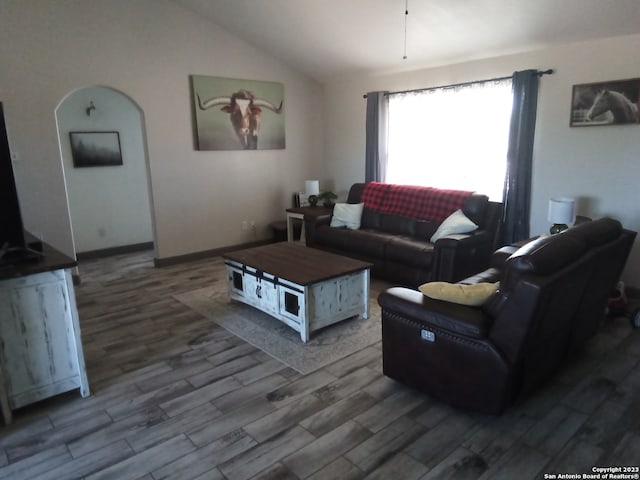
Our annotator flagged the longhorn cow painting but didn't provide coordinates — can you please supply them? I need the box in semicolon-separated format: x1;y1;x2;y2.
191;75;285;150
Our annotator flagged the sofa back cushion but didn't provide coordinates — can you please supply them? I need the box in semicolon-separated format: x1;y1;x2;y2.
361;209;418;236
379;213;417;236
462;194;490;226
358;182;474;223
360;206;382;229
357;181;390;208
347;183;367;204
415;219;440;240
501;234;587;289
566;217;622;246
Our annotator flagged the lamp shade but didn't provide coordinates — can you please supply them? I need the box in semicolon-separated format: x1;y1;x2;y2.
548;197;575;225
304;180;320;195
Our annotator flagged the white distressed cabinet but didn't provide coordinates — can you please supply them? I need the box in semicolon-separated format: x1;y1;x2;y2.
225;259;369;343
0;248;89;425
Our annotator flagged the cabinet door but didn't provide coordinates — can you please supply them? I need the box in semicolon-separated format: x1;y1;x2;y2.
242;273;260;308
226;263;246;299
241;273;278;317
0;270;80;407
255;275;278;317
278;285;304;327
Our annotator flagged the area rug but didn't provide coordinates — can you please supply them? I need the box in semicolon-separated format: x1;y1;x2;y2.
173;283;383;374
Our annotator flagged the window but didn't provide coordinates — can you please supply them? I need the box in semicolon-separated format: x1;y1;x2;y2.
386;79;512;201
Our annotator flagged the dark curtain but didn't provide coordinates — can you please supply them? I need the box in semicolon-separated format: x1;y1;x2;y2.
365;91;389;182
501;70;540;244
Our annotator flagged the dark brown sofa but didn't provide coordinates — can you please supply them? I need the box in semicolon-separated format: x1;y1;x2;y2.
308;182;502;287
378;218;636;414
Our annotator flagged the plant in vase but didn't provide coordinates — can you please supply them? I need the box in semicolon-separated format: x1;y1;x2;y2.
317;191;338;208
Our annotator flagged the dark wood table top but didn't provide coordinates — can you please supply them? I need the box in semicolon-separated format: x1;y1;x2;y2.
0;242;77;281
224;243;372;286
285;206;333;218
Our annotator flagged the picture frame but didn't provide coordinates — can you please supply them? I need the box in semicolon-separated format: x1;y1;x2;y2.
190;75;285;151
69;131;123;167
570;78;640;127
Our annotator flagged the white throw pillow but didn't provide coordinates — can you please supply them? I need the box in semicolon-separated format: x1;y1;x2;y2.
330;203;365;230
430;209;478;242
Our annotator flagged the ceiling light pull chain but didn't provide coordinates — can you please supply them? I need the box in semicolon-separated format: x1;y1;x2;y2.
403;0;408;60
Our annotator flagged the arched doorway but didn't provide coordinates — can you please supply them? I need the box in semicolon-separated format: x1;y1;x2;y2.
56;86;156;260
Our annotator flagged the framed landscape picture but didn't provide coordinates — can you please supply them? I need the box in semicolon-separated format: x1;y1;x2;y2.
69;131;123;167
190;75;285;151
570;78;640;127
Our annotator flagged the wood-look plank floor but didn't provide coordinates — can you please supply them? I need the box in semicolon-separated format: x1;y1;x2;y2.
1;249;639;479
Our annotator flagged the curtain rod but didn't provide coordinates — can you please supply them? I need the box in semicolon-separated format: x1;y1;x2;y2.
362;69;554;98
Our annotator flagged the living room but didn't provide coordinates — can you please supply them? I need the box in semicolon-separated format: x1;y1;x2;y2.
1;1;640;478
1;1;638;285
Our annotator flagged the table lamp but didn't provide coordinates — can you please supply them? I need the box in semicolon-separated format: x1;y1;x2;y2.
548;197;575;234
305;180;320;207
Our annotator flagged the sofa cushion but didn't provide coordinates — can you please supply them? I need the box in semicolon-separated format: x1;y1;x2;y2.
360;181;392;210
360;182;472;222
346;183;367;204
330;202;364;230
462;194;489;225
415;219;440;240
566;217;622;247
501;233;588;291
430;209;478;242
314;226;390;258
418;281;499;306
360;207;382;229
379;213;417;236
507;234;587;275
379;287;493;339
383;184;473;222
385;236;434;268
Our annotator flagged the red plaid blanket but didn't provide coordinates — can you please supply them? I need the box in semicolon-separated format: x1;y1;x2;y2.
361;182;472;222
360;182;391;210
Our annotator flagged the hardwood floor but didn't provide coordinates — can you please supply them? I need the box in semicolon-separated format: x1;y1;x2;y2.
1;249;639;479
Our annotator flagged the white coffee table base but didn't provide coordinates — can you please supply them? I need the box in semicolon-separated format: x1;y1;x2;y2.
225;260;370;343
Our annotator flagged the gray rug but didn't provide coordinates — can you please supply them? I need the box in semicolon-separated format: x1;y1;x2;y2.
173;284;383;374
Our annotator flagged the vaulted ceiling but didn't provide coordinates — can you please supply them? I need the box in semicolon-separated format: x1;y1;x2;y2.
173;0;640;83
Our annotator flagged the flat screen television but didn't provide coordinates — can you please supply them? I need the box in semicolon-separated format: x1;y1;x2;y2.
0;102;28;263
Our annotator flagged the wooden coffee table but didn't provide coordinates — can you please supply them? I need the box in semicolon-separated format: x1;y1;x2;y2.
224;243;372;342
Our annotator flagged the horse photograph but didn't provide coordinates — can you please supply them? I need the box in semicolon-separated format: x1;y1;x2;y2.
570;78;640;127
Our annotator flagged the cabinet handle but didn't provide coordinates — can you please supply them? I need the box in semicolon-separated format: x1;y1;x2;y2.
256;285;262;298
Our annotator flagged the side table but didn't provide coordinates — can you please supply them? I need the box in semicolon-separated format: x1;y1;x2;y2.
285;206;333;244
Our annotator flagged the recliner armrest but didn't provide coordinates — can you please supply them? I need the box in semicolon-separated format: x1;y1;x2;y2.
378;287;493;339
314;216;331;227
431;230;495;282
434;229;492;248
491;245;518;269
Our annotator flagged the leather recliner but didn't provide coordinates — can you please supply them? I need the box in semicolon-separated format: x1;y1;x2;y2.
378;218;636;414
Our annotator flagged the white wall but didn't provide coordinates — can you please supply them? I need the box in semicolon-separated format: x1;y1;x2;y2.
322;34;640;286
57;86;153;253
0;0;323;260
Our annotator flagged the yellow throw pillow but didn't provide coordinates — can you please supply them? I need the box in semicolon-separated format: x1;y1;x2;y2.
418;281;499;306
